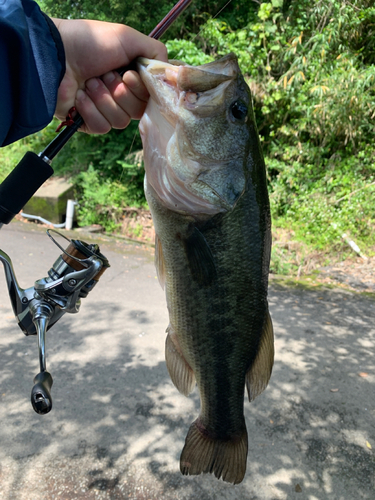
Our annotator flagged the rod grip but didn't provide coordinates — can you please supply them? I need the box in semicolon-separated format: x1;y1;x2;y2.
0;152;53;224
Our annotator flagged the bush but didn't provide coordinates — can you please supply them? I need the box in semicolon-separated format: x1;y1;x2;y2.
74;154;146;232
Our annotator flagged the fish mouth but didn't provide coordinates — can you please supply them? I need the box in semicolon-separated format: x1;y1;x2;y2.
136;54;239;114
137;55;236;93
137;55;240;134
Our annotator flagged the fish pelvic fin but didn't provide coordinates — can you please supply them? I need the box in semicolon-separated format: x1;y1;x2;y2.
155;234;166;289
180;418;248;485
246;310;274;402
165;327;195;396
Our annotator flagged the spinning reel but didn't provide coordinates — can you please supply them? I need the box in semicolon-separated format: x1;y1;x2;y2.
0;230;109;414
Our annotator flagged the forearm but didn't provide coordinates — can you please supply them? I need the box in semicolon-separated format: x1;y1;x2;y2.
0;0;65;146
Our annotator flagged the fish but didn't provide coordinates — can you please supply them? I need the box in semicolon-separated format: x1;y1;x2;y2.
137;53;274;485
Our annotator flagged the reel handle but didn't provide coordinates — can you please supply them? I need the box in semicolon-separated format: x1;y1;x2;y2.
31;371;53;415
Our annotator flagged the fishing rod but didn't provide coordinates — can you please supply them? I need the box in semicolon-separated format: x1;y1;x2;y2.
0;0;193;228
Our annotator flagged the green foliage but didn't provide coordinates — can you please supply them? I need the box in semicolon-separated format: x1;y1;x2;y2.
38;1;253;40
39;0;176;35
74;158;146;232
186;0;375;256
52;124;143;179
166;39;213;65
1;0;374;267
270;244;299;276
0;120;59;182
270;156;375;251
74;167;126;232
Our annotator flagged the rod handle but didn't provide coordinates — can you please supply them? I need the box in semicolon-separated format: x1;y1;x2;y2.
0;152;53;224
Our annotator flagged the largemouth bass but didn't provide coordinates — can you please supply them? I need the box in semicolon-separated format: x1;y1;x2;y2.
137;54;274;484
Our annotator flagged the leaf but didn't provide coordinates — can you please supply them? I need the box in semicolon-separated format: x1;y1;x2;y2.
358;372;368;377
366;441;372;449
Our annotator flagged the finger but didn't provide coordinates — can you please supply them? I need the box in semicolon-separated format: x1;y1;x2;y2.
101;71;149;121
54;66;79;121
75;89;112;134
122;71;149;102
115;25;168;64
102;70;148;103
85;77;131;129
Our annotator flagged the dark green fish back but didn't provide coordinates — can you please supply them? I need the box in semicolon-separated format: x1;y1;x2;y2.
146;144;273;483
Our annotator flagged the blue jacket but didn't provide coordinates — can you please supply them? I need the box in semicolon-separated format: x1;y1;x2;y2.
0;0;65;146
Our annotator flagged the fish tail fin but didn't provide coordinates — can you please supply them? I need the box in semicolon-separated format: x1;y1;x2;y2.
180;419;248;484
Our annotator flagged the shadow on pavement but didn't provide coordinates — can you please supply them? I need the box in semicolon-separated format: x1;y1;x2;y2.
0;225;374;499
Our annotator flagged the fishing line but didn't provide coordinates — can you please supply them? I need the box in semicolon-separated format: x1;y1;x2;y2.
212;0;234;21
192;0;234;41
119;128;139;184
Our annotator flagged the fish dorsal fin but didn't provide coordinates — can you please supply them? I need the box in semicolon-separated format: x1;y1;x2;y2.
165;326;195;396
183;227;217;287
154;234;166;289
246;310;274;402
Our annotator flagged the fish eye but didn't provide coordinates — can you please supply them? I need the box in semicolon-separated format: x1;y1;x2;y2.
230;101;248;122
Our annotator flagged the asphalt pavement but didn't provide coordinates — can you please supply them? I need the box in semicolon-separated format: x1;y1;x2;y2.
0;221;374;500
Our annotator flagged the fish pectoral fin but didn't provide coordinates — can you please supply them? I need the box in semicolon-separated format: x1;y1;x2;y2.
180;418;248;485
246;310;274;402
155;234;166;289
165;327;195;396
183;227;217;286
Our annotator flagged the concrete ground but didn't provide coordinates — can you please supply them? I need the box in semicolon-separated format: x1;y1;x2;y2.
0;221;374;500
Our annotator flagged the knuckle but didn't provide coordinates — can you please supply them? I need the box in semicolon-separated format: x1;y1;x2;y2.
88;119;111;135
100;123;112;134
113;115;131;130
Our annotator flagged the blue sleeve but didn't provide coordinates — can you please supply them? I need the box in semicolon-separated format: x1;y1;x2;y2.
0;0;65;147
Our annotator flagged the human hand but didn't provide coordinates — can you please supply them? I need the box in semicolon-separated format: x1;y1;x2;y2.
52;19;168;134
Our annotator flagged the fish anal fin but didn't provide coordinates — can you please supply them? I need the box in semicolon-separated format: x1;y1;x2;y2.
183;227;217;286
246;310;274;402
180;418;248;485
155;234;166;289
165;327;195;396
